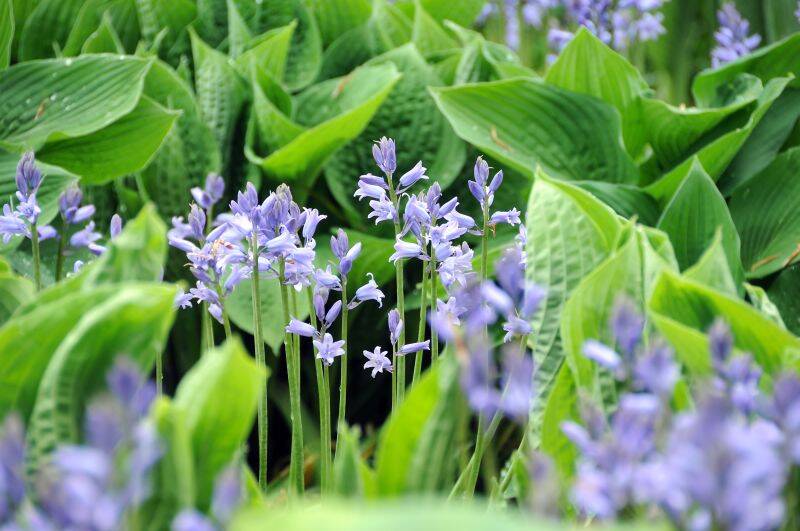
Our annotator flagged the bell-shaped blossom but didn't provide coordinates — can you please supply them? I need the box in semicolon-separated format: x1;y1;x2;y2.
363;347;392;378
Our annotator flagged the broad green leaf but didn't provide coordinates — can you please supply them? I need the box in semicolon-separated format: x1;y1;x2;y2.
649;270;800;375
174;338;265;508
36;96;178;184
190;29;247;166
375;364;441;496
140;60;221;219
431;78;639;183
656;158;742;283
226;0;252;58
81;13;126;54
718;87;800;195
61;0;139;57
226;277;309;352
545;28;649;156
0;0;12;69
744;283;787;329
195;0;228;46
693;33;800;107
684;229;738;297
17;0;83;60
248;63;400;198
575;181;660;226
412;1;457;57
0;259;33;325
311;0;371;47
25;283;176;477
525;174;621;444
333;423;365;498
539;364;579;479
646;77;791;204
234;22;295;82
730;147;800;278
318;24;375;81
0;54;152;147
325;45;466;226
247;68;304;155
134;0;195;55
768;264;800;336
419;0;485;27
642;75;761;172
367;0;412;53
284;0;323;91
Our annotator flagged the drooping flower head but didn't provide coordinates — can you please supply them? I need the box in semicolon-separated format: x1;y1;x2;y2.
711;2;761;67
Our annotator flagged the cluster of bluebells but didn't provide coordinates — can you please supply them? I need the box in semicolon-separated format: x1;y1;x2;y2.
433;247;545;421
172;465;243;531
478;1;667;56
0;358;163;530
0;152;55;244
711;3;761;67
562;302;800;531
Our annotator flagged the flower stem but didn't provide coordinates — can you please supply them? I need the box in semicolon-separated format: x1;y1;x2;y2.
307;288;331;495
155;347;163;396
450;411;502;499
386;172;406;406
222;312;232;338
430;260;439;363
250;236;268;492
55;219;66;282
201;304;214;352
279;260;304;497
481;206;489;281
338;279;348;427
412;261;429;386
30;222;41;290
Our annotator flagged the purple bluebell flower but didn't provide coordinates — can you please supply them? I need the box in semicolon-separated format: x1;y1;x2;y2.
314;266;342;291
498;348;534;420
313;333;346;366
301;208;325;241
505;0;521;50
708;318;733;368
390;239;427;262
389;308;403;346
330;229;350;259
372;137;397;175
767;373;800;464
191;173;225;211
611;298;644;356
633;343;678;397
437;243;473;288
172;510;217;531
711;3;761;67
286;318;316;337
58;185;95;225
348;273;385;308
0;205;30;243
70;221;103;254
397;161;428;189
0;414;25;521
210;464;242;523
502;315;532;342
582;339;622;371
398;341;430;356
363;347;392;377
489;208;521;226
15;152;42;199
110;214;123;239
174;289;193;309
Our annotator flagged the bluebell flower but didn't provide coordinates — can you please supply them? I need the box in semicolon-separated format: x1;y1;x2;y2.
398;341;430;356
58;185;95;225
15;152;42;198
286;318;317;338
711;3;761;67
348;273;385;309
110;214;123;239
388;308;403;347
489;208;521;227
314;266;342;291
611;298;644;356
372;137;396;175
191;173;225;211
363;347;392;377
313;333;346;366
70;221;104;255
397;161;428;189
390;239;427;262
0;153;56;245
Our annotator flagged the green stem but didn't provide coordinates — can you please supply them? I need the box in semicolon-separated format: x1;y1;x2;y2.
481;206;489;281
338;279;348;427
412;261;429;386
30;222;41;291
450;411;503;499
279;261;304;497
307;288;331;496
55;218;66;282
430;260;439;363
201;305;214;352
155;348;163;396
386;172;406;406
250;236;268;492
391;345;397;413
222;312;232;338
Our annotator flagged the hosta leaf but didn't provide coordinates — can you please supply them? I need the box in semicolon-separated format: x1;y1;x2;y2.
431;78;639;183
367;0;412;53
134;0;195;55
768;264;800;336
247;67;304;154
575;181;660;226
318;23;375;80
730;146;800;278
0;54;152;147
24;283;175;478
226;0;252;58
412;2;457;57
545;28;649;156
419;0;485;27
525;174;621;444
0;0;11;69
646;77;791;204
684;229;738;297
174;338;265;508
81;13;126;54
744;283;787;329
283;0;322;91
311;0;371;47
61;0;137;56
718;87;800;195
656;158;742;283
649;270;800;375
0;258;33;325
37;96;178;184
333;423;365;498
248;63;400;199
190;29;247;166
540;363;580;478
196;0;228;46
17;0;83;60
141;60;221;219
693;33;800;107
234;22;295;82
325;44;466;226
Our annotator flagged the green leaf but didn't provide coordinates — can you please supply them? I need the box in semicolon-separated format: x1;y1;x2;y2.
17;0;83;60
36;95;178;184
226;0;252;59
684;229;738;297
226;277;309;352
730;146;800;278
744;282;787;329
545;28;649;156
311;0;371;47
25;283;176;477
648;270;800;375
431;78;639;183
248;62;400;198
174;338;265;508
525;174;621;444
539;364;579;479
718;87;800;195
367;0;412;53
575;181;660;226
0;0;12;70
283;0;322;91
234;22;295;82
0;54;152;147
140;60;221;219
318;24;375;81
656;158;742;283
333;423;365;498
693;33;800;107
646;77;791;204
419;0;485;27
412;1;457;57
768;264;800;336
325;44;466;226
81;13;126;54
0;258;33;325
134;0;196;54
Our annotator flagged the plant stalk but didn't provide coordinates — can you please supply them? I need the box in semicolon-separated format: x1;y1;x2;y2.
386;172;406;406
250;235;268;492
307;288;331;495
338;279;348;426
55;218;66;282
412;261;429;386
30;222;41;291
430;259;439;363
